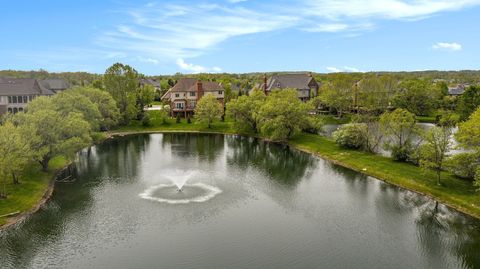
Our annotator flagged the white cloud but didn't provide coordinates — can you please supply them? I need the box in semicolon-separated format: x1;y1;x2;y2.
137;57;159;64
176;58;222;73
326;67;342;73
326;66;364;73
303;0;480;20
94;1;478;68
432;42;462;51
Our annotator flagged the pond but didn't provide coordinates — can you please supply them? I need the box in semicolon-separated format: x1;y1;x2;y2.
1;133;479;269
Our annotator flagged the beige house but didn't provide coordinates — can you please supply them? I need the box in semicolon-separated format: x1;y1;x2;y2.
162;78;225;117
0;78;56;115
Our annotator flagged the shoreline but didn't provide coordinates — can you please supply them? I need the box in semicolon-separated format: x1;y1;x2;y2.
2;128;478;232
0;165;71;232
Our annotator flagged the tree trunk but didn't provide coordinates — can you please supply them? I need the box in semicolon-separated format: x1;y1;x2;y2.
12;172;19;185
0;174;6;199
436;170;441;186
39;156;50;172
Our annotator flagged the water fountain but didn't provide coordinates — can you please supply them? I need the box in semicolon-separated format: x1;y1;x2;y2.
139;170;222;204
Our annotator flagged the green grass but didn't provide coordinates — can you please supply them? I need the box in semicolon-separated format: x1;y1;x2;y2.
116;110;236;134
0;156;68;226
417;115;437;123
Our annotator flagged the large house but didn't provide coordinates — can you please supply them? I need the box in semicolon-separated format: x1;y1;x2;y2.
254;73;320;102
0;78;57;115
162;78;225;117
39;79;71;93
0;78;70;115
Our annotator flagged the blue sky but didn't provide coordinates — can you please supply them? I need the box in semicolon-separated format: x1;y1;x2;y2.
0;0;479;75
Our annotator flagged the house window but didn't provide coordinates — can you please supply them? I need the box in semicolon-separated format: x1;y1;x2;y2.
29;96;33;101
18;107;23;112
218;91;223;95
13;107;18;113
8;96;12;103
175;102;184;109
23;96;28;103
7;108;12;113
190;101;196;108
175;93;180;98
190;92;196;97
18;96;23;103
12;96;17;103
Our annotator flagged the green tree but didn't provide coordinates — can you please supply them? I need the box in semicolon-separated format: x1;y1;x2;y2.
195;93;223;128
137;84;156;117
17;110;92;171
71;86;120;130
226;89;266;133
456;86;480;120
380;108;420;161
392;79;441;116
456;108;480;150
52;91;102;130
104;63;139;125
319;76;355;117
0;122;33;198
258;89;310;141
419;125;453;185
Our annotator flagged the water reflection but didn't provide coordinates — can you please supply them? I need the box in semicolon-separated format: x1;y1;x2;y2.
226;135;316;187
0;133;479;269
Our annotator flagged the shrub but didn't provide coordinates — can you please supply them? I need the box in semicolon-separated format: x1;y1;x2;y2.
141;113;151;127
303;116;324;134
446;152;480;180
187;114;192;124
333;123;367;149
176;113;181;123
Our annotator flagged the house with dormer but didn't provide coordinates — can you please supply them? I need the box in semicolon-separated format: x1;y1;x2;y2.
253;73;320;102
161;78;225;117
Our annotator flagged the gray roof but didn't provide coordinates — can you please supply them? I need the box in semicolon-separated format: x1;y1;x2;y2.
264;74;318;91
0;78;55;96
448;84;470;95
39;79;70;92
139;78;161;89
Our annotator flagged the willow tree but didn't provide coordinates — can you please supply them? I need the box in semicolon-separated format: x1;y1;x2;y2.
226;89;266;133
258;89;310;141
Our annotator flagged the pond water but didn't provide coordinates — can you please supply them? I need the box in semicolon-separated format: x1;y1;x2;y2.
1;133;480;269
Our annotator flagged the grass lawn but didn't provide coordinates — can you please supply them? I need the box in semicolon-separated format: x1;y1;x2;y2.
417;115;437;123
0;156;68;226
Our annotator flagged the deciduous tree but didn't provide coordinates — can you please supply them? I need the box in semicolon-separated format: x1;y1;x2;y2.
195;94;223;128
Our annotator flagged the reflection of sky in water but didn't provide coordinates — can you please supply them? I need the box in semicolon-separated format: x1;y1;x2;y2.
0;133;479;269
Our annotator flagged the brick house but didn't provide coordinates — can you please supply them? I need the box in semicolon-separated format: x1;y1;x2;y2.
161;78;225;117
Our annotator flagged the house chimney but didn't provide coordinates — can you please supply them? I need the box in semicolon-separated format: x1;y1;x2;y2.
196;80;203;100
308;72;312;77
263;74;268;95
